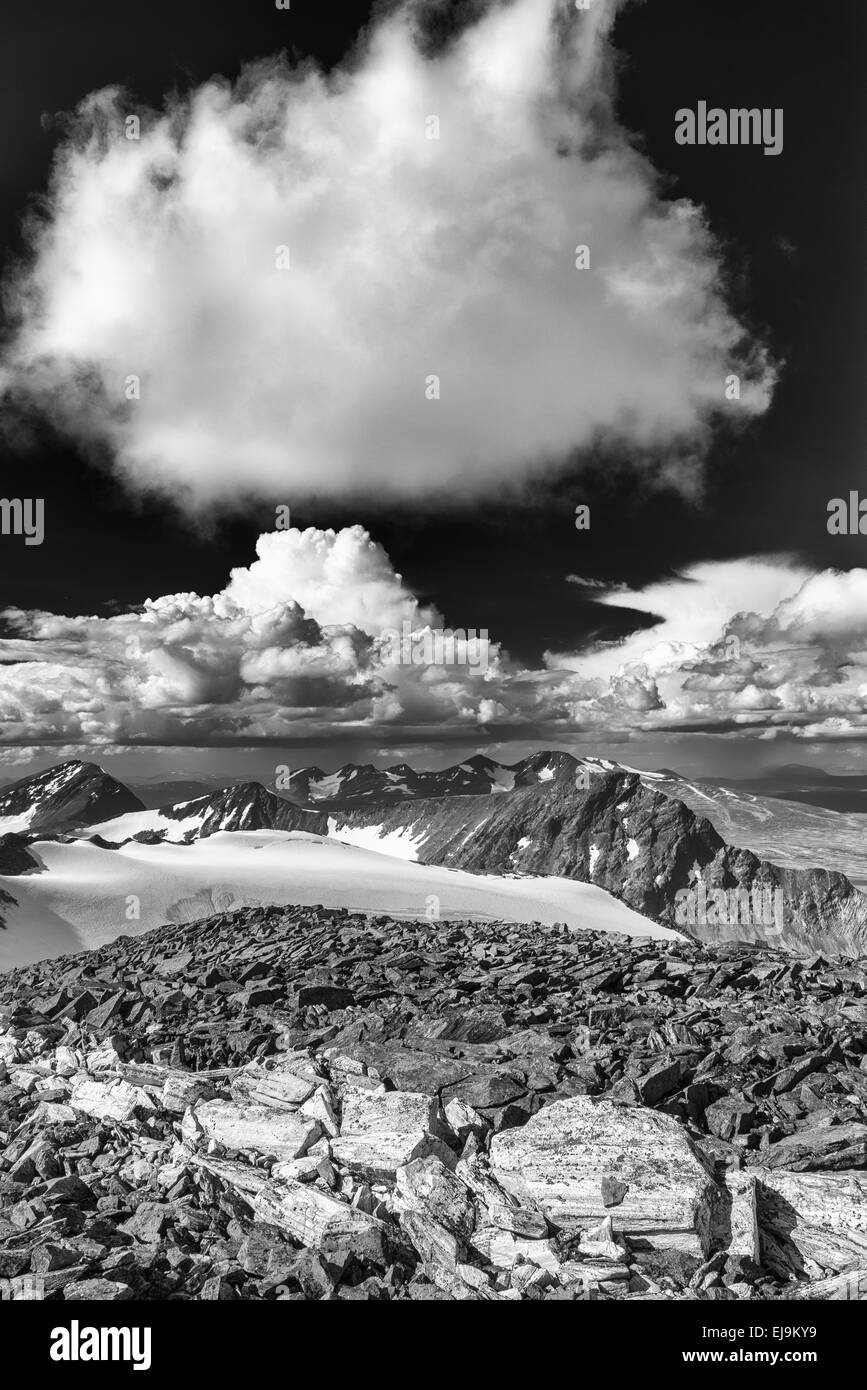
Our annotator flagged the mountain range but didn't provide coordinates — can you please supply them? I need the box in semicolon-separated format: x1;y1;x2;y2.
1;752;866;963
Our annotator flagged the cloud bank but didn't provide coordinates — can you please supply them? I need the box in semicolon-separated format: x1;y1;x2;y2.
1;0;774;510
1;526;866;749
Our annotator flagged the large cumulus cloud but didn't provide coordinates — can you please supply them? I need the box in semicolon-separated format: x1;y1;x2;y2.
1;529;867;750
0;0;774;510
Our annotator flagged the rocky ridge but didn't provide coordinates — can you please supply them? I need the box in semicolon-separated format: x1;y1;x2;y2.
331;777;867;955
2;906;867;1301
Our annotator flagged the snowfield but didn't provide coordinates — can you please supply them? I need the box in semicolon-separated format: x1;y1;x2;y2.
326;817;427;861
0;829;680;970
86;802;213;843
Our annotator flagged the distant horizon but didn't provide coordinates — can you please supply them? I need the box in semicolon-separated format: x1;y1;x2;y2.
2;742;867;794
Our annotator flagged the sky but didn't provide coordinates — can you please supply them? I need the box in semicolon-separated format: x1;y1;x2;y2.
0;0;865;782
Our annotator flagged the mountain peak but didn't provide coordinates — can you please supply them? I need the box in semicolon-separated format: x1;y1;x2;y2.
0;759;144;834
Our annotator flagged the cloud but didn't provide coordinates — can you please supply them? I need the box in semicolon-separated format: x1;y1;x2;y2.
549;562;867;741
0;525;864;749
0;0;775;511
0;525;509;747
565;574;628;592
552;558;813;680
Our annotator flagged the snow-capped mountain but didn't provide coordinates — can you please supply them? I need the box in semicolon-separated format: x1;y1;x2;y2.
17;752;867;957
0;760;144;836
284;751;584;805
88;781;313;845
322;772;867;957
4;752;867;960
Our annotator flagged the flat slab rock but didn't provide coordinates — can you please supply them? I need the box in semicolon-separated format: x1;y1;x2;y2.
69;1076;153;1124
490;1096;717;1255
331;1088;452;1181
187;1098;321;1162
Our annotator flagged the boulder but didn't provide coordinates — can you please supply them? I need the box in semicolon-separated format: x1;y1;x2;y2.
490;1096;718;1255
69;1076;152;1124
332;1089;452;1181
755;1170;867;1276
231;1060;317;1110
188;1098;321;1161
395;1157;476;1242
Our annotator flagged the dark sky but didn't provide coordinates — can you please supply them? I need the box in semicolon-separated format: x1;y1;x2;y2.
0;0;864;665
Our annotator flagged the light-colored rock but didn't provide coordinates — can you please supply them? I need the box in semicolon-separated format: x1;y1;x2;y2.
85;1040;125;1071
51;1046;81;1076
756;1170;867;1276
162;1072;219;1114
332;1089;451;1180
395;1157;476;1241
400;1209;466;1272
726;1171;760;1263
510;1262;556;1294
8;1068;39;1095
254;1180;389;1262
271;1156;322;1183
456;1263;492;1292
62;1278;134;1301
575;1214;628;1262
231;1061;317;1109
444;1097;487;1145
191;1098;321;1161
456;1155;548;1237
300;1084;339;1138
69;1076;153;1124
778;1268;867;1301
558;1259;630;1283
471;1225;562;1272
490;1096;718;1255
28;1101;78;1126
193;1155;389;1264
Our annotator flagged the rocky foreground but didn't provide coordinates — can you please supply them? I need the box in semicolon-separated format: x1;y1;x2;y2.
2;906;867;1301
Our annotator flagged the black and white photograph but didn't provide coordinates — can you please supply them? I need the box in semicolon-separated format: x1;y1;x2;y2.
0;0;865;1352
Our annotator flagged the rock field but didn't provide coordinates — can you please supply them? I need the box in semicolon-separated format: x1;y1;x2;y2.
2;905;867;1300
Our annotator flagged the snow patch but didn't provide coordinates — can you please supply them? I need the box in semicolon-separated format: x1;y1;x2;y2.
86;805;208;843
0;809;37;835
308;772;344;801
326;818;425;862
